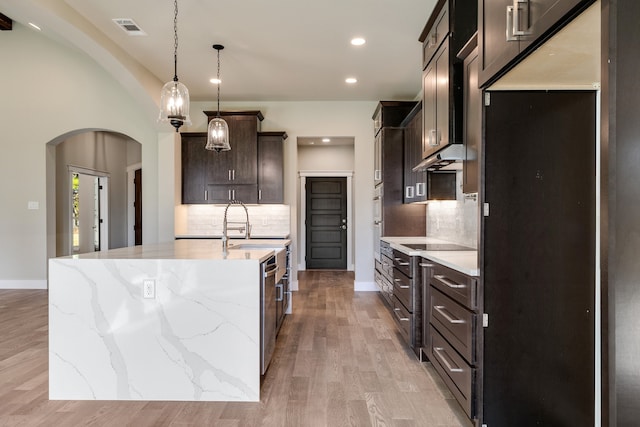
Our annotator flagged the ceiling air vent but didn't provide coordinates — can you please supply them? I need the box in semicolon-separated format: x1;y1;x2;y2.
112;18;146;36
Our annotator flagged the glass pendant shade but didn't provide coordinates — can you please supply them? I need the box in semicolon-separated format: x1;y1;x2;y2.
205;117;230;152
159;80;191;131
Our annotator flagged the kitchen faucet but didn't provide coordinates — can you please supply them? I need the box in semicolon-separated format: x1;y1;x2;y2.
222;200;251;252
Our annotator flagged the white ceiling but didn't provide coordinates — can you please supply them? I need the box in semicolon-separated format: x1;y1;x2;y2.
0;0;437;102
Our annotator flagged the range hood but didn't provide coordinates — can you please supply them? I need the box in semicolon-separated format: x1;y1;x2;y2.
412;144;465;171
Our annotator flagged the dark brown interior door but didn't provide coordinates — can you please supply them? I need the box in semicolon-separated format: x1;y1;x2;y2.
483;91;596;425
305;177;347;269
134;168;142;245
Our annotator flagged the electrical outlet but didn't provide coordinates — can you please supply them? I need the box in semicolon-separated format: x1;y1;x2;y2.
143;279;155;299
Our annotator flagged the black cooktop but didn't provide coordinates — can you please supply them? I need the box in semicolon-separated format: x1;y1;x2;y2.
402;243;475;251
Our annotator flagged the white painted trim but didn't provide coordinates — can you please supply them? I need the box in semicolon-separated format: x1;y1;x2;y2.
594;89;601;427
290;280;299;291
0;280;47;290
298;171;354;272
354;281;377;292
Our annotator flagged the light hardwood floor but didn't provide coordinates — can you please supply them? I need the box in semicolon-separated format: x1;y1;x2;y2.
0;271;470;426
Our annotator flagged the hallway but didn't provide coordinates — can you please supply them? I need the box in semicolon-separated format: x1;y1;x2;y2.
0;271;468;426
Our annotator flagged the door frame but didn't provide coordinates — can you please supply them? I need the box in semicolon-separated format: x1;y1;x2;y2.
299;171;353;271
127;162;142;246
68;165;110;254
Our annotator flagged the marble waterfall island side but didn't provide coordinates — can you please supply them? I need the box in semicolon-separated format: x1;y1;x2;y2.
48;240;274;402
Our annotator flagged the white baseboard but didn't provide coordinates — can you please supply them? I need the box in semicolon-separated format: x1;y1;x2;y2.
354;281;377;292
0;280;47;290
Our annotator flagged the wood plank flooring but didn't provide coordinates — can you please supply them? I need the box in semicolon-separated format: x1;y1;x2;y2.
0;271;470;426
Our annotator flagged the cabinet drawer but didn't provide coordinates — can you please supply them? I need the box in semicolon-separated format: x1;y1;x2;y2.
430;325;475;418
422;1;449;68
393;271;412;312
430;287;476;364
429;263;478;310
392;249;414;278
392;296;411;342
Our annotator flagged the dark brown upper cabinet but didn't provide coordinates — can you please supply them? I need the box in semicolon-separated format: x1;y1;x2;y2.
458;33;481;194
419;0;477;161
401;103;427;203
373;101;420;187
181;111;287;205
257;132;287;204
478;0;594;87
203;111;263;185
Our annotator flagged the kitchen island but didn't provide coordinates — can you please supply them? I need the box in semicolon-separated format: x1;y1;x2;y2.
48;239;289;402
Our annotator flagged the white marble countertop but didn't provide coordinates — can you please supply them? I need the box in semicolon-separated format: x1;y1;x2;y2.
382;236;479;277
63;239;291;263
175;234;290;239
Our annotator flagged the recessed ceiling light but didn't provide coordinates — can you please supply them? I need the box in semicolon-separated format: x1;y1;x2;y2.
309;141;315;145
351;37;366;46
345;77;358;84
322;138;331;143
210;78;222;84
28;22;41;31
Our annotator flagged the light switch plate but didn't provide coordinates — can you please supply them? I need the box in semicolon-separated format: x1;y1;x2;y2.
28;201;39;210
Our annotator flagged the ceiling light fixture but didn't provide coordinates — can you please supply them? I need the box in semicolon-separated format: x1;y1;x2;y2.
322;138;331;143
345;77;358;84
159;0;190;132
351;37;366;46
28;22;41;31
205;44;231;152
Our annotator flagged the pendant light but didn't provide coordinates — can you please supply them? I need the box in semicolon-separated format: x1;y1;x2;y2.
205;44;231;152
159;0;191;132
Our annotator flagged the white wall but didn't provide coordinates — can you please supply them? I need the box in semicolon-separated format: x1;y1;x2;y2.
298;144;355;171
186;101;377;288
0;23;159;288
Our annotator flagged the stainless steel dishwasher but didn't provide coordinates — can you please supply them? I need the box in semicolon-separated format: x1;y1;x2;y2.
261;256;277;375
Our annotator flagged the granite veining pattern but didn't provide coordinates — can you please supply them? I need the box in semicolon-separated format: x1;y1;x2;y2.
49;242;268;401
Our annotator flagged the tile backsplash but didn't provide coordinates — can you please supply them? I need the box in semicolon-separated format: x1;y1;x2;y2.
175;204;290;238
426;171;478;249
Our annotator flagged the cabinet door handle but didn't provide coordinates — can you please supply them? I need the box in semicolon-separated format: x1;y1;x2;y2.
259;189;262;201
228;189;232;200
228;170;232;181
434;305;465;324
405;186;415;199
232;169;235;181
434;274;466;289
506;0;531;41
416;182;426;197
276;283;283;302
428;32;438;48
429;129;440;146
393;308;409;322
232;189;236;200
374;170;381;181
433;347;463;373
204;190;208;200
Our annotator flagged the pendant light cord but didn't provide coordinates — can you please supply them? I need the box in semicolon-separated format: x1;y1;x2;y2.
173;0;179;82
216;48;221;117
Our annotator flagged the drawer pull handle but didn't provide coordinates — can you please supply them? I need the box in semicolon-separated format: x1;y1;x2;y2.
394;259;410;266
434;306;465;324
398;285;410;289
433;347;463;373
393;308;410;322
419;263;434;268
435;275;466;289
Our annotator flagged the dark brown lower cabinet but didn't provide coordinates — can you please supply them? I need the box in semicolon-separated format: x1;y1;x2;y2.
423;260;481;422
